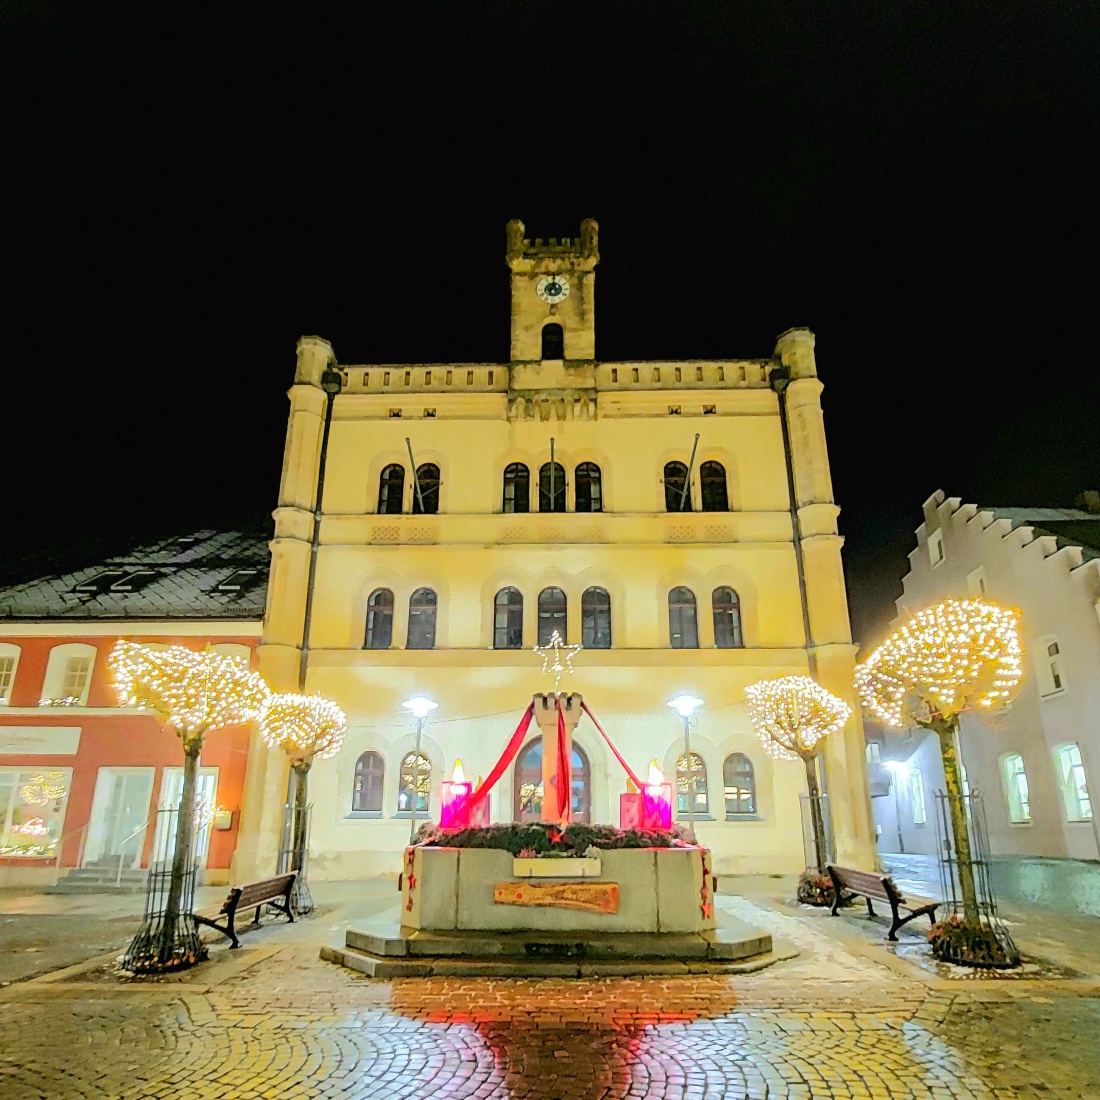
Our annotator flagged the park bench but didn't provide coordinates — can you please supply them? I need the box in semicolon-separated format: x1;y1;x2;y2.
193;872;296;949
826;864;938;941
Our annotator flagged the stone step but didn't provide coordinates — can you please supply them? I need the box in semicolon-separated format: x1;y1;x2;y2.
320;942;794;979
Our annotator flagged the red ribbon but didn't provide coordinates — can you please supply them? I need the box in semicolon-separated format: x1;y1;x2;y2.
581;701;644;790
555;696;572;822
467;703;535;812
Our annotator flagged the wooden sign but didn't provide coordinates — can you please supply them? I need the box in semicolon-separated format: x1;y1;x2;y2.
493;881;619;914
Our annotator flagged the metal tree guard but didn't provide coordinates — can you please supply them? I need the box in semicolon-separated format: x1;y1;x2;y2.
933;788;1020;967
122;806;205;973
278;799;313;915
799;791;835;871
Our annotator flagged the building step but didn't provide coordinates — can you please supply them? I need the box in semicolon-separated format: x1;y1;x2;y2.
46;867;149;894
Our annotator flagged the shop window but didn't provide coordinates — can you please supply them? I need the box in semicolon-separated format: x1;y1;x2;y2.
723;753;756;817
352;751;384;813
0;767;71;858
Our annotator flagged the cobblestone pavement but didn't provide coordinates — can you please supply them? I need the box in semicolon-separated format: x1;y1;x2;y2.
1;882;1098;1100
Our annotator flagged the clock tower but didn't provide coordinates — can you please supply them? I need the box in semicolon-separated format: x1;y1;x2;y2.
506;218;599;362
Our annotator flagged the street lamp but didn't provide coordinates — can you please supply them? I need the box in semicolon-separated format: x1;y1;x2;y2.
667;694;704;842
883;760;908;854
402;696;438;843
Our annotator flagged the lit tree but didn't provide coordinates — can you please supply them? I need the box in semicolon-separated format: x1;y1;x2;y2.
855;598;1022;923
744;676;851;875
110;642;269;970
258;692;347;914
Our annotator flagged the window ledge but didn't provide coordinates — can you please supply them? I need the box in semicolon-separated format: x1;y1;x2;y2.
1008;819;1033;827
1066;818;1095;825
725;814;763;822
345;811;384;820
676;814;716;822
393;811;431;820
1040;690;1068;700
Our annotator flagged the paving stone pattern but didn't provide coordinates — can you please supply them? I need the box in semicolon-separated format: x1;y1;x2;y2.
0;940;1096;1100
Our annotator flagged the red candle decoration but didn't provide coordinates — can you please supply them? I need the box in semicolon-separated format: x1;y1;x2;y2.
439;759;473;829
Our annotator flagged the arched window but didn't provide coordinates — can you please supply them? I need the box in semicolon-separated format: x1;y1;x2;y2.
412;463;440;514
539;462;566;512
663;461;691;512
712;587;744;648
377;464;405;515
397;751;431;814
1055;743;1093;821
668;587;699;648
364;588;394;649
352;751;385;813
575;462;603;513
41;642;96;705
406;587;437;649
581;587;612;649
723;753;756;816
541;322;564;359
676;752;709;815
514;737;590;823
537;586;567;645
909;769;927;824
493;587;524;649
700;461;729;511
1036;635;1067;697
502;463;530;514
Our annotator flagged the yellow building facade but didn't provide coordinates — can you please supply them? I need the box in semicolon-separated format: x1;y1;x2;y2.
233;221;876;881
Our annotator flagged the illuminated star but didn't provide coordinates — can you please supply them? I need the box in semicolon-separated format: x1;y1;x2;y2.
532;629;582;690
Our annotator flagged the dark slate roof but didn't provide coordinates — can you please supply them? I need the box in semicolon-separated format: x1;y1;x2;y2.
987;507;1100;563
0;531;269;621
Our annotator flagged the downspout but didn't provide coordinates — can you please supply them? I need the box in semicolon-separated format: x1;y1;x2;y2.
298;361;343;690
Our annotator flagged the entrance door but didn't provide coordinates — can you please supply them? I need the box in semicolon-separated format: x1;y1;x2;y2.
87;768;155;866
151;767;219;867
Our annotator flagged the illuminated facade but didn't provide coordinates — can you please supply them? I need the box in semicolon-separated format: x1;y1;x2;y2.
236;221;876;880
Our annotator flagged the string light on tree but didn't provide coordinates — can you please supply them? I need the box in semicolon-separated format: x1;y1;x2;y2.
743;676;851;761
854;598;1022;728
259;693;347;766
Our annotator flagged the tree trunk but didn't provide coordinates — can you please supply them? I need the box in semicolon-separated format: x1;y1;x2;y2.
159;739;201;964
932;714;980;923
289;759;313;915
803;752;828;873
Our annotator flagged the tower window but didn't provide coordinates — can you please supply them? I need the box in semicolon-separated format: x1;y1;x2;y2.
703;405;716;415
503;463;530;513
364;589;394;649
384;371;391;385
493;587;524;649
404;371;411;386
700;461;729;511
717;367;725;382
446;370;453;385
466;370;474;385
377;464;405;514
539;462;566;513
611;368;618;383
738;366;746;382
653;368;661;383
581;587;612;648
388;409;402;418
537;587;567;645
412;463;440;514
406;588;438;649
1002;754;1031;823
696;366;703;381
574;462;602;513
541;323;564;360
712;587;743;648
425;370;432;384
668;586;699;648
663;461;691;512
632;368;639;382
1035;635;1066;697
488;370;494;385
668;406;681;415
675;368;682;382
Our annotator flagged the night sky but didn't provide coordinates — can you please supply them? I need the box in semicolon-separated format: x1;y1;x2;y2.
4;4;1099;646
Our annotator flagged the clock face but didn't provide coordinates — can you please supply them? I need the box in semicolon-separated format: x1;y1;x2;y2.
536;275;571;304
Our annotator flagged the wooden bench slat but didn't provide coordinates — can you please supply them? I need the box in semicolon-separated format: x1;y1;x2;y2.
194;872;296;949
826;864;939;942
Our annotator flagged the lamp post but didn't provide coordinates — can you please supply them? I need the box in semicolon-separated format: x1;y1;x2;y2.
402;696;438;843
667;694;704;842
883;760;908;855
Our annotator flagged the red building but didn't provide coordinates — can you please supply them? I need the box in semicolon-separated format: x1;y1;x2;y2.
0;531;267;888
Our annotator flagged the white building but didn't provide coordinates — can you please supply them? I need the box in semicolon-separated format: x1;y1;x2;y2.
868;490;1100;865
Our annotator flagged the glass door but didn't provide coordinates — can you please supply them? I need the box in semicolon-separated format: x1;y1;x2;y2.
87;768;155;866
151;767;219;867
